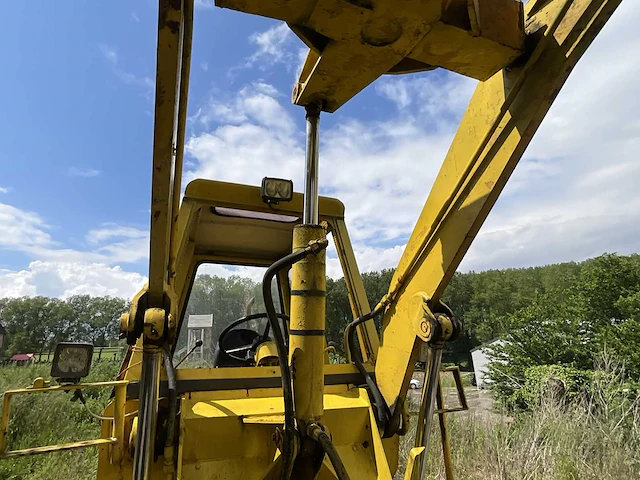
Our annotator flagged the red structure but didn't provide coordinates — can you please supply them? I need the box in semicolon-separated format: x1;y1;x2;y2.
9;353;35;365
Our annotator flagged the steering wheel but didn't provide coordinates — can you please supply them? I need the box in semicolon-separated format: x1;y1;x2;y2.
216;312;289;365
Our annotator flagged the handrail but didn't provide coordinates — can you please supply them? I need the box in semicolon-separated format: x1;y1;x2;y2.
0;380;128;462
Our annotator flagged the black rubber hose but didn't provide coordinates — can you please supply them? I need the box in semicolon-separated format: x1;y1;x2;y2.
345;307;389;433
309;426;350;480
262;239;328;480
162;344;177;454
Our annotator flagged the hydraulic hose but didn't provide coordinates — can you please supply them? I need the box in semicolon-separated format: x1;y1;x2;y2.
262;238;328;480
162;345;178;469
345;305;390;433
308;424;350;480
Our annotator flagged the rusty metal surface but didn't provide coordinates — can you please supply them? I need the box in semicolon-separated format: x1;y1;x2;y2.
216;0;525;111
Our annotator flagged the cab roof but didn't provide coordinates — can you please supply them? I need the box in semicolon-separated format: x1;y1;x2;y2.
181;179;345;265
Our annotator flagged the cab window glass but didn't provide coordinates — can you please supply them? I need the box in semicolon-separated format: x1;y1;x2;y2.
174;264;282;368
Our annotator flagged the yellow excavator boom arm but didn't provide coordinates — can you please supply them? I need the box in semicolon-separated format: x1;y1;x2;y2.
374;0;623;418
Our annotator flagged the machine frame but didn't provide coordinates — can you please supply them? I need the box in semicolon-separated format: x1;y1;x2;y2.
0;0;625;479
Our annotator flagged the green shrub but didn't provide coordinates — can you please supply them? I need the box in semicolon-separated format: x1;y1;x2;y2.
512;364;592;410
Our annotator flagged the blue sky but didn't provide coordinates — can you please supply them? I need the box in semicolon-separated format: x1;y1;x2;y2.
1;1;639;298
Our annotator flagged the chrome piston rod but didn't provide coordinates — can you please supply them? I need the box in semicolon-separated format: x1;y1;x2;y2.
413;346;444;480
132;350;161;480
303;104;321;225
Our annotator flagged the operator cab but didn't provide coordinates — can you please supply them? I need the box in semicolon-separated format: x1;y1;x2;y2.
174;261;286;369
168;177;371;370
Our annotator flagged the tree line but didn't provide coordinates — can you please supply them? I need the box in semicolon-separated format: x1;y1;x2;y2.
2;254;639;385
0;295;128;357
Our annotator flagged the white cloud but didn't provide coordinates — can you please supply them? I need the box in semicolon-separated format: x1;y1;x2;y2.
186;75;471;254
234;22;299;74
4;1;635;300
99;44;118;64
460;0;640;272
5;214;148;264
295;47;308;80
0;187;8;194
0;201;149;297
185;0;640;279
248;23;292;63
200;61;209;72
0;262;146;299
84;224;149;265
99;44;154;97
69;166;101;178
131;12;140;23
86;224;148;245
375;74;476;119
197;263;266;283
0;203;54;254
195;0;213;10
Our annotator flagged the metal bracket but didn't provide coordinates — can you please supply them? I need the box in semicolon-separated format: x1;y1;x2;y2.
434;366;469;415
411;292;460;345
120;282;178;346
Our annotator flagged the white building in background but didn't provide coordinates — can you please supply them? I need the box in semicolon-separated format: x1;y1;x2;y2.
470;338;505;389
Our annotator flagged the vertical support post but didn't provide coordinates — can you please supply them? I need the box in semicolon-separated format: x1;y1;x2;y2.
133;349;161;480
413;346;443;480
289;225;327;425
290;103;326;475
0;393;12;456
112;382;126;464
436;376;454;480
303;104;321;225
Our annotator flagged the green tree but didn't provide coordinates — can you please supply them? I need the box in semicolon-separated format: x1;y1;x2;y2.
577;253;640;324
178;274;256;355
2;297;75;356
66;296;128;346
325;277;351;351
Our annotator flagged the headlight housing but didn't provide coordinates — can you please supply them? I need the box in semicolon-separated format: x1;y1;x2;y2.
50;342;94;382
261;177;293;204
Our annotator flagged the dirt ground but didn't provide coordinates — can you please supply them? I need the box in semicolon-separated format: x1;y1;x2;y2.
408;371;507;424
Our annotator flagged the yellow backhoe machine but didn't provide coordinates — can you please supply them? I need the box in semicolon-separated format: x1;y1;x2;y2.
0;0;624;478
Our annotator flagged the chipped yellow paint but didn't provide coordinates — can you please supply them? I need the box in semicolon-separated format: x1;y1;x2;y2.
216;0;525;111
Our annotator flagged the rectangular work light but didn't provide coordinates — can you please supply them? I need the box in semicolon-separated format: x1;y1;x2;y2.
261;177;293;204
50;342;94;382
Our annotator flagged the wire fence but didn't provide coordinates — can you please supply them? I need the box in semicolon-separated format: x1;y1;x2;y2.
3;346;125;366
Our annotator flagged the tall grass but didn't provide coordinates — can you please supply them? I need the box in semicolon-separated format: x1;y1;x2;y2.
2;359;640;479
0;361;120;480
399;359;640;479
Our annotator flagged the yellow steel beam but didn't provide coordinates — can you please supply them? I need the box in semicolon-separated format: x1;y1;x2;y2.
2;438;117;459
436;376;453;480
112;381;127;464
169;0;194;289
403;447;425;480
215;0;525;112
331;218;379;362
1;380;129;395
374;0;623;414
0;391;11;456
148;0;192;307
